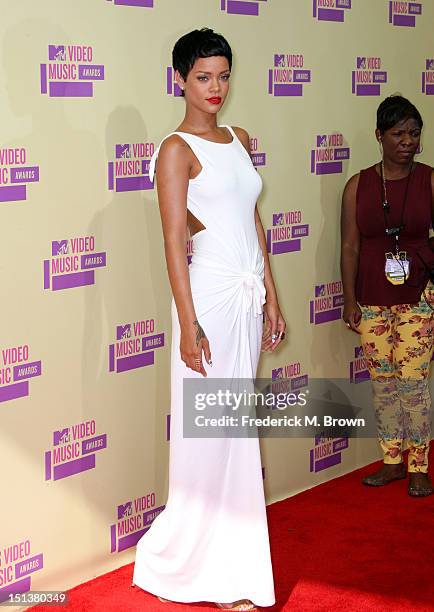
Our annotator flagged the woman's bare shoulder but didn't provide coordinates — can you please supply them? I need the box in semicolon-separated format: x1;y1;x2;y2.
156;134;194;174
344;172;361;193
159;134;191;155
231;126;250;152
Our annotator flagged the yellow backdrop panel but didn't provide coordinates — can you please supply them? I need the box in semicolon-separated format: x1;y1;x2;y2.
0;0;432;601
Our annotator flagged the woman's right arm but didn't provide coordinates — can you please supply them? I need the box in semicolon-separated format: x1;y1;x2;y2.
155;136;211;375
340;173;362;333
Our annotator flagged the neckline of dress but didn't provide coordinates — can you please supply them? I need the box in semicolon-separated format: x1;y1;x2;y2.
374;162;418;182
174;125;235;146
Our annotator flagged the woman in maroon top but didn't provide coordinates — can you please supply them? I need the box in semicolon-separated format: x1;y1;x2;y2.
341;95;434;497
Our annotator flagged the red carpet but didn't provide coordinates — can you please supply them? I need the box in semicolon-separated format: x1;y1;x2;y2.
30;448;434;612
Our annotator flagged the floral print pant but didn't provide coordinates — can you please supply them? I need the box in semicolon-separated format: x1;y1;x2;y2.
359;284;434;473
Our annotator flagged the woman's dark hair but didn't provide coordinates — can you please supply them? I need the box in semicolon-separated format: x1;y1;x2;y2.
172;28;232;81
376;95;423;133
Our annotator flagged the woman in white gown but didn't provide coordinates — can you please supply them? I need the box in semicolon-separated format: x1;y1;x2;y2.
133;28;285;611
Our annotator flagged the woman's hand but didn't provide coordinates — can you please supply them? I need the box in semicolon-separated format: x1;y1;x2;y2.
262;302;286;352
180;320;212;376
343;300;362;333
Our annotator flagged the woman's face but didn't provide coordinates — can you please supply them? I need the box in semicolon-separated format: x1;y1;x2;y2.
377;117;421;164
176;55;231;114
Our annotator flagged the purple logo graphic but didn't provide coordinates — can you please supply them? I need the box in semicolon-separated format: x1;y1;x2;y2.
106;0;153;6
40;44;105;97
220;0;267;16
352;57;387;96
108;142;155;192
44;236;107;291
266;211;309;255
118;324;131;339
311;133;350;175
310;433;349;472
52;240;69;255
118;502;133;518
313;0;351;22
271;361;309;392
350;346;370;383
310;281;344;324
0;147;40;204
250;136;266;168
187;238;193;265
0;540;44;604
166;67;182;97
422;59;434;95
49;45;66;61
110;492;164;553
269;54;311;97
389;1;422;26
53;428;70;445
109;319;164;374
45;420;107;481
0;345;42;404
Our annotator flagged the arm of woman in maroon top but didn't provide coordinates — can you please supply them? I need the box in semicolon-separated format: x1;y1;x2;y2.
430;169;434;252
340;173;362;333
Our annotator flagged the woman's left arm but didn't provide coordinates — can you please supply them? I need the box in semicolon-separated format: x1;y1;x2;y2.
233;126;286;351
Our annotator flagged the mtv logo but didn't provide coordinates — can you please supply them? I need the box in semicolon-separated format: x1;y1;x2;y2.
315;284;325;297
314;433;325;445
117;501;133;519
317;135;327;148
426;59;434;70
117;324;132;340
53;428;70;446
143;160;151;174
49;45;66;61
354;346;364;358
357;57;366;69
272;368;283;380
273;213;284;226
116;144;131;159
166;67;183;97
274;54;285;68
52;240;69;256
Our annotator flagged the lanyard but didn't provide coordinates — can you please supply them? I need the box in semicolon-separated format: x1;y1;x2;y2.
380;160;413;254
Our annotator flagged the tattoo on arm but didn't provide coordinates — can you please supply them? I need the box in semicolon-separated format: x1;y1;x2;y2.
193;320;206;345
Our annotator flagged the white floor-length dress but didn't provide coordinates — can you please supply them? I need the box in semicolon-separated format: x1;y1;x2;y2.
133;125;275;607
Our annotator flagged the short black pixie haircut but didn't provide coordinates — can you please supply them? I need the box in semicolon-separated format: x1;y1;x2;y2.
172;28;232;81
376;95;423;134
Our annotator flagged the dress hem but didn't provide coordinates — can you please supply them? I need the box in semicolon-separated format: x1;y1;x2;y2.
132;579;276;608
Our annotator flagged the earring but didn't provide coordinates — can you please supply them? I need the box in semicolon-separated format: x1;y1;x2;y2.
417;143;423;155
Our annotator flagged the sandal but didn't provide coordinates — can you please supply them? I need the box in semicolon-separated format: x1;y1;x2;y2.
408;473;433;497
361;463;406;486
216;601;257;611
159;597;257;610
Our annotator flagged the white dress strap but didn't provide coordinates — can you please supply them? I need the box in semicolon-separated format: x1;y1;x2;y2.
221;124;236;139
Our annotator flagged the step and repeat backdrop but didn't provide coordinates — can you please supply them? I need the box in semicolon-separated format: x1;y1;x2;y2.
1;0;433;601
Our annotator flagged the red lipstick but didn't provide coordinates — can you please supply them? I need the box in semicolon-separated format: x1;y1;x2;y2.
206;97;222;105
